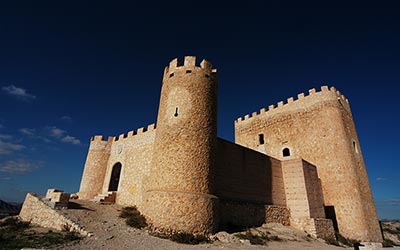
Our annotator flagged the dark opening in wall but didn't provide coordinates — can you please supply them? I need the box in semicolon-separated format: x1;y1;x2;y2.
169;73;174;78
205;74;210;78
186;70;192;74
324;206;339;232
283;148;290;157
174;107;179;117
108;162;122;192
259;134;264;145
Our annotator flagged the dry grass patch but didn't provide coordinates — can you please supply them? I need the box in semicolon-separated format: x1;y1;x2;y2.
119;206;147;229
0;217;81;250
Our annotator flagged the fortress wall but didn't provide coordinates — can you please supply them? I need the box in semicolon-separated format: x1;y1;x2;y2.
235;86;350;129
216;138;288;229
281;159;325;220
281;159;312;219
340;104;382;241
100;124;156;209
215;138;286;206
78;136;113;200
234;86;382;242
19;193;90;236
302;161;325;219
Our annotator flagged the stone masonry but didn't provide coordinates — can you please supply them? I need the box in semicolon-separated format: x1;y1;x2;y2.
76;56;381;242
19;193;90;236
235;86;382;242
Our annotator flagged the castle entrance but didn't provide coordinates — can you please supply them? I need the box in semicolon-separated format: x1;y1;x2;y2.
108;162;122;191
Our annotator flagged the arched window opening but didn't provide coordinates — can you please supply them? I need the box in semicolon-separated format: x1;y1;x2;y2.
283;148;290;157
108;163;122;191
259;134;264;145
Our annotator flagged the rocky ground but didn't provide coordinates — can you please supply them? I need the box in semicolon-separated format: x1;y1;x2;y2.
54;200;345;250
381;221;400;246
7;199;398;250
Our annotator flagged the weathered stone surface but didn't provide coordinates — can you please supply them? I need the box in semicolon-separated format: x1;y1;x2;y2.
235;86;382;242
19;193;90;236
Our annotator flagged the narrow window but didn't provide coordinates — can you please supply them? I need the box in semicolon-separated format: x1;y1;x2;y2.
205;74;210;78
259;134;264;145
186;70;192;74
169;73;174;78
174;107;179;117
283;148;290;157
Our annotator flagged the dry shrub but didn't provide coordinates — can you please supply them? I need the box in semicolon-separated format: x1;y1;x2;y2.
119;206;147;229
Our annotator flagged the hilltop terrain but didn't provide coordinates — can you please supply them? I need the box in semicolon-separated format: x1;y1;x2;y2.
2;199;399;249
0;199;21;219
55;200;346;250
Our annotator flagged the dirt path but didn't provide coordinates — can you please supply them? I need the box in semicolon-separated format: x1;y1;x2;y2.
53;200;357;250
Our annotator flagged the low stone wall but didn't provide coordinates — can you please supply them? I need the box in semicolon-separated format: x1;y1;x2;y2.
19;193;90;236
265;205;290;226
313;218;336;242
219;200;290;230
291;217;335;241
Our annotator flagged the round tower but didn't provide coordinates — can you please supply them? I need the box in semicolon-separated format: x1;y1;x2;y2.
78;136;112;200
143;56;219;234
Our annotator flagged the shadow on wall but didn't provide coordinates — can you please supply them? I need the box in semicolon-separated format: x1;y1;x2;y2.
215;138;286;231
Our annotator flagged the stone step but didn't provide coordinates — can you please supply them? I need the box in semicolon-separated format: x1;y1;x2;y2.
92;192;116;204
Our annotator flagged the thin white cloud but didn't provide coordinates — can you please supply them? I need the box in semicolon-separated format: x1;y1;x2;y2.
61;135;81;145
385;199;400;206
0;141;25;155
20;126;80;146
46;126;66;138
60;116;72;122
0;124;3;129
0;176;11;181
19;128;51;143
0;134;12;140
45;126;80;145
19;128;36;136
0;134;24;155
0;159;42;174
376;177;388;182
2;85;36;100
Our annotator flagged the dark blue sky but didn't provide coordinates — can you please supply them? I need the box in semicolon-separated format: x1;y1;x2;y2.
0;2;399;219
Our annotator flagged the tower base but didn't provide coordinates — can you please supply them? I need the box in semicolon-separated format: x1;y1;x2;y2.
143;190;219;234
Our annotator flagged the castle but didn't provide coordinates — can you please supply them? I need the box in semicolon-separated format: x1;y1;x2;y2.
78;56;382;243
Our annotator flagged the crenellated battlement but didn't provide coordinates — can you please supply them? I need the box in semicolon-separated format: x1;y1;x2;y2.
90;123;156;143
235;86;351;124
90;135;114;142
163;56;217;78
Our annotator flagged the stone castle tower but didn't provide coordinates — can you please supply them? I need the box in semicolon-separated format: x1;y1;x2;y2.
234;87;382;241
142;57;219;234
77;56;382;243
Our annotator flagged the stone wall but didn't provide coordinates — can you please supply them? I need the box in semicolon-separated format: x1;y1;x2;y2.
102;124;156;209
78;124;156;210
219;200;290;230
19;193;89;236
234;86;382;242
280;158;325;220
216;138;286;206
